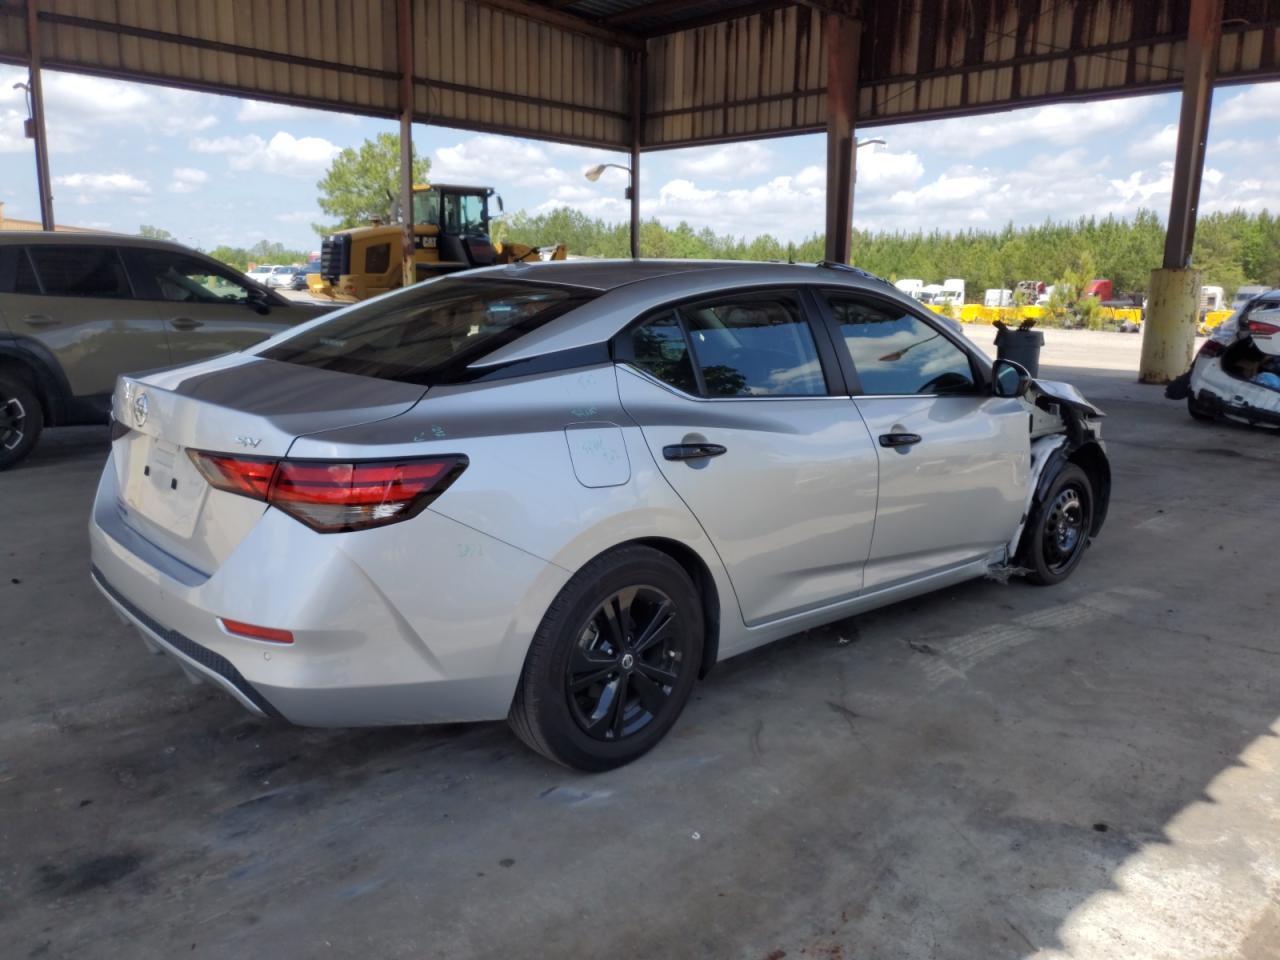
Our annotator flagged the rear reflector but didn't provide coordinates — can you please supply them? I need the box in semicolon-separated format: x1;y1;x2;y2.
219;618;294;644
187;450;467;533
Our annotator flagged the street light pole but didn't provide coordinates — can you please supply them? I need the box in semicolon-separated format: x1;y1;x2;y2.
585;163;637;259
24;0;55;231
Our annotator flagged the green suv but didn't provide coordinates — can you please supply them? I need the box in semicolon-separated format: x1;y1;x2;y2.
0;233;331;468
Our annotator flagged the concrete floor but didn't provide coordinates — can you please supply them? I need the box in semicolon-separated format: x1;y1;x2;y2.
2;330;1278;960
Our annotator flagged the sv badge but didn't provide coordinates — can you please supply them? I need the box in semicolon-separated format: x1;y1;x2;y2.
234;436;263;448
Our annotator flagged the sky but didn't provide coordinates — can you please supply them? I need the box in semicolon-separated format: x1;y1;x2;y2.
2;64;1280;254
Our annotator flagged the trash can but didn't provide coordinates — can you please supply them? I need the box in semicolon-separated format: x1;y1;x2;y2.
994;327;1045;377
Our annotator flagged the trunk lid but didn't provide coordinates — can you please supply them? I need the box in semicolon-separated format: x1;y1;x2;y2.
110;355;426;575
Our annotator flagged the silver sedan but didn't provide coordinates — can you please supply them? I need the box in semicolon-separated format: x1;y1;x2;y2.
89;261;1110;770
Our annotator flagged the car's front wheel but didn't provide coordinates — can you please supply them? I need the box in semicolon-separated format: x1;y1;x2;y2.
509;545;703;771
0;372;43;470
1021;463;1094;586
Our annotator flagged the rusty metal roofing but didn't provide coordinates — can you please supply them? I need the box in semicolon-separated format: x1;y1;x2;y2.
1;0;1277;152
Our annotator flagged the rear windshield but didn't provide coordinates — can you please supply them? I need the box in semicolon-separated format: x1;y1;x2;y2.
261;277;597;385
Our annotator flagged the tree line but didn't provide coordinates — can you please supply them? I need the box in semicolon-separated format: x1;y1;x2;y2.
498;206;1280;299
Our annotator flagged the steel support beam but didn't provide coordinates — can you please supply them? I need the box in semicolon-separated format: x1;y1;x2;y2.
469;0;644;49
629;51;643;259
1163;0;1223;268
824;15;859;264
1140;0;1223;384
26;0;54;231
397;0;415;288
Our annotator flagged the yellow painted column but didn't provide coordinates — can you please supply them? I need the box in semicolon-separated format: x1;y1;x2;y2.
1139;267;1201;384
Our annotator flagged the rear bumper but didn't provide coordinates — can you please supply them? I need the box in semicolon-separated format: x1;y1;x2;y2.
88;454;571;727
92;566;280;718
1192;357;1280;425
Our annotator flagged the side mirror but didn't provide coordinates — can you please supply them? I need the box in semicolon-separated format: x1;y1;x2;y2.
991;358;1031;398
246;287;272;315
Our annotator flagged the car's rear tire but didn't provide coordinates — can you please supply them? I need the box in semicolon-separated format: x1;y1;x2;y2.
1187;394;1216;421
509;545;703;771
1020;464;1093;586
0;373;43;470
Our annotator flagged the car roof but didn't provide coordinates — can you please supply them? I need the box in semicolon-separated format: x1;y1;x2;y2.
464;258;886;293
464;259;909;369
0;229;205;256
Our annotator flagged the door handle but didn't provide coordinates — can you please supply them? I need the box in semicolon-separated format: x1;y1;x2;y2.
21;314;57;327
878;432;922;448
169;317;204;331
663;442;727;462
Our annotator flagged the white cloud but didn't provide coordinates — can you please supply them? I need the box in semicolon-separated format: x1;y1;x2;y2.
190;132;340;175
1216;84;1280;124
168;166;209;193
274;209;321;223
878;95;1155;157
676;142;773;179
236;99;358;125
430;134;612;189
54;171;150;194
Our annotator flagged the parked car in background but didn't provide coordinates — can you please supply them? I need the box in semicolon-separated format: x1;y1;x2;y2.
246;264;276;286
1171;288;1280;429
0;233;332;468
266;265;299;288
1231;285;1268;311
89;260;1111;771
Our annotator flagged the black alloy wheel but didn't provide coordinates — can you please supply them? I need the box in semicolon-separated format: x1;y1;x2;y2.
0;374;42;470
566;585;684;742
509;545;703;771
0;394;26;452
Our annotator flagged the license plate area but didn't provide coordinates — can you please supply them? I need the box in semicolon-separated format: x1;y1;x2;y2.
120;436;208;539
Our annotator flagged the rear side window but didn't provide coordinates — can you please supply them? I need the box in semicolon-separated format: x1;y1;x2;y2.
262;278;596;385
27;246;131;298
630;311;698;394
684;296;824;397
624;293;826;398
14;249;40;294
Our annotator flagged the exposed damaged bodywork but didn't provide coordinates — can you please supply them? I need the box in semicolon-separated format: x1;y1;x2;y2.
996;376;1111;580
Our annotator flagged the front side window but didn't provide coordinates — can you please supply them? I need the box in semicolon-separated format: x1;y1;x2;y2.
136;251;251;304
261;278;596;385
442;193;486;235
825;294;976;396
27;245;130;298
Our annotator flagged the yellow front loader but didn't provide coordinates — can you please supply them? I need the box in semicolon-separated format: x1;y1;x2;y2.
308;183;565;302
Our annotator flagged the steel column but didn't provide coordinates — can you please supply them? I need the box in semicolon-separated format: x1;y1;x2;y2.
629;50;643;259
397;0;415;288
26;0;55;231
824;15;859;264
1140;0;1223;383
1163;0;1223;268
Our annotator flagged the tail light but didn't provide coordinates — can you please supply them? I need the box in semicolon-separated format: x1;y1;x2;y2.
1247;319;1280;338
1198;339;1225;357
188;451;467;533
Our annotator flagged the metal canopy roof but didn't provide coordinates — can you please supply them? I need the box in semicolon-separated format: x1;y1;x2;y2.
1;0;1278;152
